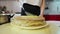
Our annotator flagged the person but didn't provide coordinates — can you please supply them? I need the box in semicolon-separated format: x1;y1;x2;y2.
21;0;45;17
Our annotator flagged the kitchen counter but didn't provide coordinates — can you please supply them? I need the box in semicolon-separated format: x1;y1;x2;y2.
0;21;60;34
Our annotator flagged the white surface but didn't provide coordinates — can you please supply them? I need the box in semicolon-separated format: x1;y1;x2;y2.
0;21;60;34
46;21;60;34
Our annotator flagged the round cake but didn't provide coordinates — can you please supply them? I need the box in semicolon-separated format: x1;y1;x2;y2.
11;16;46;27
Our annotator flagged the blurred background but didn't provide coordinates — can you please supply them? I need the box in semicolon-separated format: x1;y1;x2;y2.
0;0;60;21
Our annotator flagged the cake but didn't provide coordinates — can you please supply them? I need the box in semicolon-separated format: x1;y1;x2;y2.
11;16;46;27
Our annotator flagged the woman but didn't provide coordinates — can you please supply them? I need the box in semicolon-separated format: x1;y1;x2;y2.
21;0;45;16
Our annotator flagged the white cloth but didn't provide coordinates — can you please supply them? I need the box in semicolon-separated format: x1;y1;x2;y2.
20;0;42;7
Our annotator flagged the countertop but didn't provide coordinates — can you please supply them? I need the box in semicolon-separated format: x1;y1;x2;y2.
0;21;60;34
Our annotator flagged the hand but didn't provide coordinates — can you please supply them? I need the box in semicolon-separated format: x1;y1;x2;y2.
38;15;45;20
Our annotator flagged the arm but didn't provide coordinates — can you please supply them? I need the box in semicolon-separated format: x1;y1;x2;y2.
40;0;45;16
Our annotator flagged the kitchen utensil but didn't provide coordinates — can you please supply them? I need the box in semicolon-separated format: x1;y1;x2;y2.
0;14;14;24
